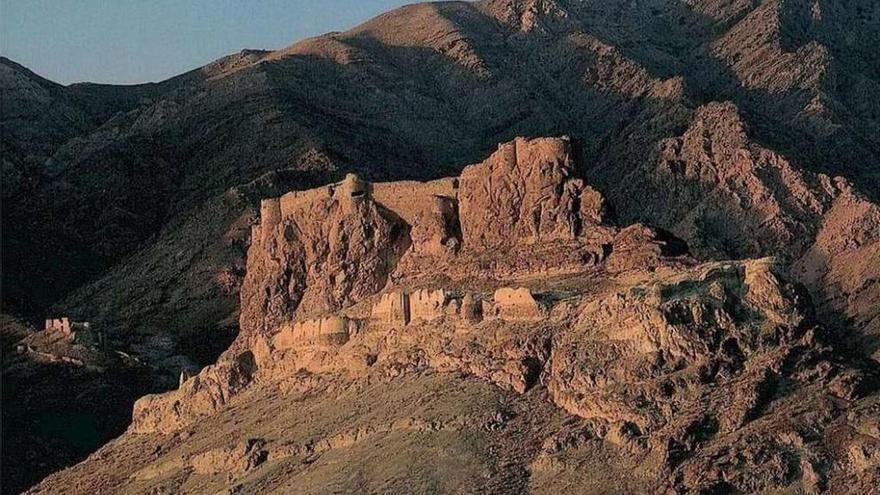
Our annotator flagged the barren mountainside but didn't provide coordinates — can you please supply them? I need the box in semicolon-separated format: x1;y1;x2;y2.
2;0;879;493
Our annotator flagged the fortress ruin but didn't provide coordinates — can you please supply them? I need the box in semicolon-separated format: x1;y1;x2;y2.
272;316;356;349
45;317;73;336
249;137;612;353
274;286;547;351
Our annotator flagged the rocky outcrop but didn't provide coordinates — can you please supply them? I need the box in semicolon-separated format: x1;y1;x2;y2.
123;247;880;494
239;174;410;337
189;438;268;477
548;259;812;431
458;137;606;250
240;137;634;342
606;225;690;273
616;102;880;357
130;350;257;435
129;136;694;436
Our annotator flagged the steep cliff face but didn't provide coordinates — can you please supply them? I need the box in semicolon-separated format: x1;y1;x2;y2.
459;137;605;249
239;174;410;337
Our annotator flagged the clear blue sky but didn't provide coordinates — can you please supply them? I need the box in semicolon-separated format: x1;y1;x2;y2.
1;0;424;85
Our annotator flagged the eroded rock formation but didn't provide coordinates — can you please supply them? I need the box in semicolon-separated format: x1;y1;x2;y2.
239;173;410;337
458;137;606;249
617;101;880;359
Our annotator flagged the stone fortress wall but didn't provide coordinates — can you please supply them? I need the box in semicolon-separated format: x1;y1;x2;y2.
257;174;372;242
258;175;461;248
252;137;605;351
271;286;546;351
370;178;458;225
44;316;103;346
272;315;356;349
252;136;603;256
45;317;93;335
409;289;449;322
370;286;544;328
371;292;411;327
45;317;72;336
490;287;545;320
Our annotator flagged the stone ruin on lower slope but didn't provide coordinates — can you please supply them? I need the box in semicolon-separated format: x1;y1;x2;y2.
43;316;103;346
265;286;546;352
271;316;356;349
45;317;74;336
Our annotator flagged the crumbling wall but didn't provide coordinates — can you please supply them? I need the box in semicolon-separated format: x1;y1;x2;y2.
371;292;410;327
279;186;333;218
369;287;549;328
409;289;448;322
278;174;368;219
491;287;544;320
460;293;483;323
272;316;354;349
371;178;458;225
334;174;369;213
45;317;72;336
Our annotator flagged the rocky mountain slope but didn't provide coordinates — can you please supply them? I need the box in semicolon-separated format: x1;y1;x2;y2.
2;0;879;492
27;137;879;494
